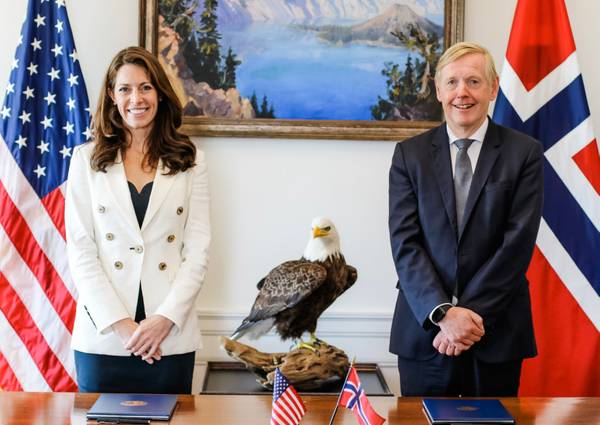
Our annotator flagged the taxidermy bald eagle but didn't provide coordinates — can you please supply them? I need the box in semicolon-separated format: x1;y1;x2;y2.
231;217;357;345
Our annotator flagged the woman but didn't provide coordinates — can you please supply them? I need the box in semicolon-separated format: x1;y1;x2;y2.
65;46;210;394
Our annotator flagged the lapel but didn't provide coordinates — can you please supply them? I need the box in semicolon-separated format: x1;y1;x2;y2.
430;123;459;236
141;158;177;232
459;120;502;240
104;151;141;234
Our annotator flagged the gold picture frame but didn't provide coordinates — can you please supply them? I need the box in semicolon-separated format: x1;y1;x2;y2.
139;0;464;140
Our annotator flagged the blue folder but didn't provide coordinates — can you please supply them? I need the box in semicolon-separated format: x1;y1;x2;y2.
87;393;178;422
422;398;515;424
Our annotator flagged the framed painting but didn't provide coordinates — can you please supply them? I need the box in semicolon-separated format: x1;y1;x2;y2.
139;0;464;140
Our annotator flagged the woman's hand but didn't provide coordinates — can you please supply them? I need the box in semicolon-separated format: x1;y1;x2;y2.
125;315;174;363
112;318;138;346
112;318;162;364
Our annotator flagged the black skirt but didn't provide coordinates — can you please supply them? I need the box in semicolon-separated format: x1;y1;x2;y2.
74;350;195;394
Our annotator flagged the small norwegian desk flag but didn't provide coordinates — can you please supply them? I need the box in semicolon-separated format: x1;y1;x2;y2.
271;368;306;425
0;0;90;391
338;367;385;425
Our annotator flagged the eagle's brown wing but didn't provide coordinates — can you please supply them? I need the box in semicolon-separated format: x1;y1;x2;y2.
244;260;327;323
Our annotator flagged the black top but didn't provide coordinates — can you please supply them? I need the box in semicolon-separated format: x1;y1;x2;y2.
128;181;153;322
129;181;153;228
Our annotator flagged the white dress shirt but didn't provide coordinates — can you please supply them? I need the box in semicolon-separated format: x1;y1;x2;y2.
428;118;490;325
447;117;489;177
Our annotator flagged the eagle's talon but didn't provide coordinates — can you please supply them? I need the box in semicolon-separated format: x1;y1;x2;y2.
294;333;323;352
296;342;318;352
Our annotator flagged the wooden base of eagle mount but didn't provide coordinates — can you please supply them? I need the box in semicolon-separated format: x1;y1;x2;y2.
220;337;349;391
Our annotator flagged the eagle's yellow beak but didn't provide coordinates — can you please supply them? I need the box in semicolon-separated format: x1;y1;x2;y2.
313;226;328;238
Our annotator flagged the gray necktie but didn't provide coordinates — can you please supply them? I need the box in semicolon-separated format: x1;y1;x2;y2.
454;139;474;230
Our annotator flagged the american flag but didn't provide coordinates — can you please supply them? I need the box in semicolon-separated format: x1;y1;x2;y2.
271;368;306;425
339;367;385;425
493;0;600;395
0;0;90;391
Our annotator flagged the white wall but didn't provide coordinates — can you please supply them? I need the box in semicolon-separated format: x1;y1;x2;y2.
1;0;599;394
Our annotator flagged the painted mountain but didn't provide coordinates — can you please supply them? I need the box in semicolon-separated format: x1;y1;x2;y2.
216;0;444;27
317;4;442;46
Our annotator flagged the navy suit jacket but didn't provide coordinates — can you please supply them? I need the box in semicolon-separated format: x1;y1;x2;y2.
388;119;543;363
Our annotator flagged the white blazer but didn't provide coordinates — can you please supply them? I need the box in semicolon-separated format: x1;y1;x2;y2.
65;142;210;356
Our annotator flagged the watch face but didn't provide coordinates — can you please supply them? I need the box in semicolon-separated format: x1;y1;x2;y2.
433;305;450;323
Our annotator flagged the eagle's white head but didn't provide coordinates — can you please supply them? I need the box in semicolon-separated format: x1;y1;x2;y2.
303;217;342;262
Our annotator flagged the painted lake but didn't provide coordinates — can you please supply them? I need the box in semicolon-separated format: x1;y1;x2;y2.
221;23;410;120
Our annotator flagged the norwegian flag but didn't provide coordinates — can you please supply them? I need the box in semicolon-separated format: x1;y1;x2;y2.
0;0;90;391
339;367;385;425
493;0;600;395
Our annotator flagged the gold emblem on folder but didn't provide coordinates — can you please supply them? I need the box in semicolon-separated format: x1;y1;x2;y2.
457;406;479;412
120;400;148;407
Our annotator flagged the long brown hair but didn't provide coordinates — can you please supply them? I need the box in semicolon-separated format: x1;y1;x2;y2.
91;46;195;174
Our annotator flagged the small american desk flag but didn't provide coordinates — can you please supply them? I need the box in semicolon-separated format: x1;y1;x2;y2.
271;368;306;425
339;367;385;425
0;0;90;391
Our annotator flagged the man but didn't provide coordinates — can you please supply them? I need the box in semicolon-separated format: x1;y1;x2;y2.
388;42;543;396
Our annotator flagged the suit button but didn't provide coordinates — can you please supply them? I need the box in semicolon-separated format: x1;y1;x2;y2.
167;235;175;243
114;261;123;270
158;262;167;271
97;205;106;213
105;233;114;241
176;206;184;215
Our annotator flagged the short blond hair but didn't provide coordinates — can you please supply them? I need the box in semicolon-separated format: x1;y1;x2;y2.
435;42;498;85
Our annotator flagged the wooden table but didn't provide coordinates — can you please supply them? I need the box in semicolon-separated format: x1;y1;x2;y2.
1;392;599;424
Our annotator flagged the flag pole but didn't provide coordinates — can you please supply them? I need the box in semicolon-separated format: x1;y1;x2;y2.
327;356;356;425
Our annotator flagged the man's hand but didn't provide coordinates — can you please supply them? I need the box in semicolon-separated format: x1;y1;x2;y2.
439;306;485;346
112;318;162;364
125;315;174;363
432;331;470;356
